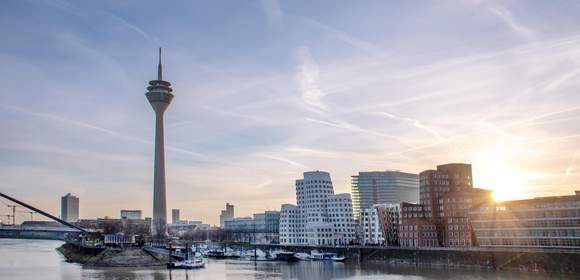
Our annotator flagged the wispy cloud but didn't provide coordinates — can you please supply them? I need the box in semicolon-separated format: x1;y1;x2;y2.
0;103;206;158
296;16;381;54
374;112;449;143
100;11;161;44
256;153;306;169
305;117;401;141
297;47;328;112
486;3;535;40
562;150;579;183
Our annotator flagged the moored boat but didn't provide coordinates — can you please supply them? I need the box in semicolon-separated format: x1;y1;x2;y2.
167;258;205;269
205;250;227;259
274;252;300;262
331;256;347;262
294;252;311;261
309;252;338;260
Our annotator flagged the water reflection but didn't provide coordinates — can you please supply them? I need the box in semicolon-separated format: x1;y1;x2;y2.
0;239;572;280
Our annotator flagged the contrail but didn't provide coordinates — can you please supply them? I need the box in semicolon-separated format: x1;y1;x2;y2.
0;103;204;158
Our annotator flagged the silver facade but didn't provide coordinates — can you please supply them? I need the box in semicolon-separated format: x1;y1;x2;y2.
351;171;419;221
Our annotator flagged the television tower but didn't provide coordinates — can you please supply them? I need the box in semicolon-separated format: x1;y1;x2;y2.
146;48;174;237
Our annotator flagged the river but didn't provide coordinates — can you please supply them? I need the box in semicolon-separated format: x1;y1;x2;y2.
0;239;572;280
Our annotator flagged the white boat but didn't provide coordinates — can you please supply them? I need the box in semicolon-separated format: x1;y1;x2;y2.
244;248;268;260
331;256;347;262
167;258;205;269
309;252;339;260
224;248;243;258
294;252;311;261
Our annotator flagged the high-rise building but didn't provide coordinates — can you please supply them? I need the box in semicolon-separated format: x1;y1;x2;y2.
146;48;174;237
470;191;580;248
172;209;180;224
219;203;234;227
279;171;356;246
120;210;142;220
401;163;492;248
61;193;79;222
351;171;419;221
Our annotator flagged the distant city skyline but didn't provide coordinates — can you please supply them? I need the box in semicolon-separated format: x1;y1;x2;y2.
1;1;579;225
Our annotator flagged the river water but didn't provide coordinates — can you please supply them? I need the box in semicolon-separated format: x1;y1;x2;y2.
0;239;572;280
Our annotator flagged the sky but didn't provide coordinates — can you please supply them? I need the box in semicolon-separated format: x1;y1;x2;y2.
1;0;579;225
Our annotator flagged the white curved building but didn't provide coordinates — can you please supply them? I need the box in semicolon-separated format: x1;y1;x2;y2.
279;171;356;246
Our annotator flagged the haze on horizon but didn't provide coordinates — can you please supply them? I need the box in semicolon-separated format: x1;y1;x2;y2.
1;0;579;225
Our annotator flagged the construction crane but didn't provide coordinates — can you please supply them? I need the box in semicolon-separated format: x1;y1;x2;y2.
17;210;36;222
6;204;17;225
1;214;14;225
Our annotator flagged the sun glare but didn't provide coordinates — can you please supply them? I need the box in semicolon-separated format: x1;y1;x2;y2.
473;143;528;202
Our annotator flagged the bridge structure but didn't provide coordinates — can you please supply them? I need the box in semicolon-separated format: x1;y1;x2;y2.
0;224;81;240
0;192;88;240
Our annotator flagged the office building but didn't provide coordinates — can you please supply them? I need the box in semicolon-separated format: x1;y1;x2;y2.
61;193;79;222
223;217;254;231
470;191;580;248
279;171;356;246
120;210;142;220
172;209;180;224
219;203;234;227
253;211;281;233
223;211;280;244
351;171;419;221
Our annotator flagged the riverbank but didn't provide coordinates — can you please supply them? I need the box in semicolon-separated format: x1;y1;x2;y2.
5;239;570;280
57;243;165;267
56;241;580;272
255;244;580;273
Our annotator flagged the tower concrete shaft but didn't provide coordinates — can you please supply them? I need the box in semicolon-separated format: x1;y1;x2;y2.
146;48;174;238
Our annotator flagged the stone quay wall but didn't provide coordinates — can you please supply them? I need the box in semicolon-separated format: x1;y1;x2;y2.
255;244;580;273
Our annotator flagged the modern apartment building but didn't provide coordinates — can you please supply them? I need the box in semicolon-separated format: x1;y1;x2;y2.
351;171;419;221
279;204;302;244
360;203;401;246
279;171;356;246
399;202;438;247
61;193;79;222
470;191;580;248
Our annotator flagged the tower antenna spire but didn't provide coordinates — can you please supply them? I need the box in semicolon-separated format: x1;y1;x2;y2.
158;47;163;81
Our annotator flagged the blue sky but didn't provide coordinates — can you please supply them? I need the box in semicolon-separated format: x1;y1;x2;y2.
1;0;579;225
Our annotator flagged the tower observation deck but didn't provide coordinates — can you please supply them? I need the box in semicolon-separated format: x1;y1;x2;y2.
146;48;174;238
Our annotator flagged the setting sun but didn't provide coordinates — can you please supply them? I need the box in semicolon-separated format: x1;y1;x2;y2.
473;143;529;201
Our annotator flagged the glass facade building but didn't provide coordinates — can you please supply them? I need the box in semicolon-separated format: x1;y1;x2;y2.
351;171;419;221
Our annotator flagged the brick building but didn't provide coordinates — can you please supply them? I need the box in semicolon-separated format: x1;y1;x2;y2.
399;202;438;247
401;163;492;248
